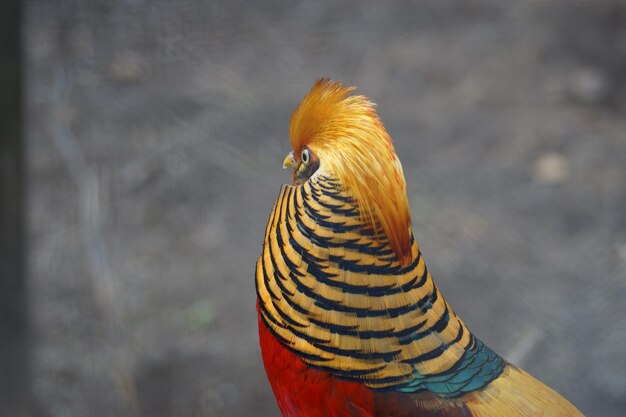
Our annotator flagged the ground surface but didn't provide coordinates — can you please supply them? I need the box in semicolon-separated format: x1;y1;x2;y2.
26;1;626;416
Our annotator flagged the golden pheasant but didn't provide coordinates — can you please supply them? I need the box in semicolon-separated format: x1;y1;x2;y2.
256;78;585;417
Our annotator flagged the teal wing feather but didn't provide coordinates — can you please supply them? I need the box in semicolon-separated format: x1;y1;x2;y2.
397;338;505;398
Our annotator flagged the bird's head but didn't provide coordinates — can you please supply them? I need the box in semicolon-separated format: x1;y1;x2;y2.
283;78;412;265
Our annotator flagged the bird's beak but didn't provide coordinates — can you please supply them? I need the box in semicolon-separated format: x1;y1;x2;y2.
282;151;296;170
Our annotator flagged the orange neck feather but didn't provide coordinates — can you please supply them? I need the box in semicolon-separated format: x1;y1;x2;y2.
289;79;412;265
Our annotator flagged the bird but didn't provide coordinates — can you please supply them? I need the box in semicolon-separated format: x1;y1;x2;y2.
255;78;585;417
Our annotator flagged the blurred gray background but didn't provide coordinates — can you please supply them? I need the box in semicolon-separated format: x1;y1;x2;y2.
24;1;626;416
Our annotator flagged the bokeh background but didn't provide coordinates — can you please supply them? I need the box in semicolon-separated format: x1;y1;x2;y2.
16;0;626;416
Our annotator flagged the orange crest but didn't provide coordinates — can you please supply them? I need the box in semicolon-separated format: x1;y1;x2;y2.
289;79;412;265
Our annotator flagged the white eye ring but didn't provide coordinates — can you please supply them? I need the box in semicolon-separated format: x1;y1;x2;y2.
301;148;310;165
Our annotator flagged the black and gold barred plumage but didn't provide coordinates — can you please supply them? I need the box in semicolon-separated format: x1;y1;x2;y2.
256;174;503;394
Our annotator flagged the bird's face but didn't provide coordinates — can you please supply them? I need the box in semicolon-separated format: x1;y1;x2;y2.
284;79;413;264
282;145;320;185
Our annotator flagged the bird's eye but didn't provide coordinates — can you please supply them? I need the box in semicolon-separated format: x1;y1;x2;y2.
301;148;311;165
